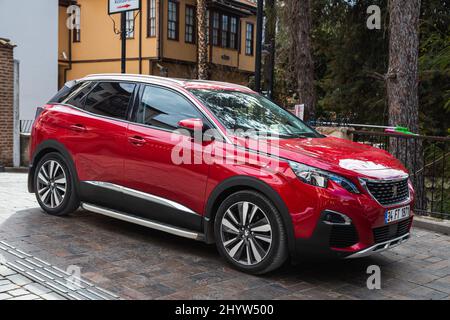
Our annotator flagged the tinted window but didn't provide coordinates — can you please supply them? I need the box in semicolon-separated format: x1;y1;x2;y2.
62;81;96;109
48;82;79;103
136;85;202;131
84;82;136;120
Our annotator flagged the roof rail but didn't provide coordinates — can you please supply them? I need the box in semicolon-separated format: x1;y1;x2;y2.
82;73;186;86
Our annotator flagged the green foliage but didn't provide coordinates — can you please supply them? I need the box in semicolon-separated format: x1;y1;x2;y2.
312;0;389;125
418;0;450;136
274;0;450;136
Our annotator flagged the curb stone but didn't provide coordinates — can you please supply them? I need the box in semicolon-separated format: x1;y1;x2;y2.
414;216;450;236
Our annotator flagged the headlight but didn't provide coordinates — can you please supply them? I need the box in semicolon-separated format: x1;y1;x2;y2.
288;161;360;193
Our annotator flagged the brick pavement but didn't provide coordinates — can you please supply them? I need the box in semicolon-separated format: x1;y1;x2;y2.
0;172;449;300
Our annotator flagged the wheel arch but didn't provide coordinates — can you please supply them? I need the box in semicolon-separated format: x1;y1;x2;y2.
203;176;296;256
28;140;79;194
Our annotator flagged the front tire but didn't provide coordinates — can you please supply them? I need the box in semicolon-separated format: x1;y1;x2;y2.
34;152;79;216
214;190;288;274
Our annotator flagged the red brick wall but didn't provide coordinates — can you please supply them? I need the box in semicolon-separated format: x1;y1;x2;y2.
0;42;15;167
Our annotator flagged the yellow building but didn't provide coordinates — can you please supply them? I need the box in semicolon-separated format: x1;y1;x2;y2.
58;0;257;87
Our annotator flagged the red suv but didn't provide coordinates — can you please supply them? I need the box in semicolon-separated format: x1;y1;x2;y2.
29;74;414;274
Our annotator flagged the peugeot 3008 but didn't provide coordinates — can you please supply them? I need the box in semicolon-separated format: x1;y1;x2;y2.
29;74;414;274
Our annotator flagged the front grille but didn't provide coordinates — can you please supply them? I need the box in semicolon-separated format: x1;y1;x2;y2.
365;179;409;206
330;224;359;248
373;218;412;243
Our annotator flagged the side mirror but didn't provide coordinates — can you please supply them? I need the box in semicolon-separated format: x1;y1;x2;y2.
177;118;204;133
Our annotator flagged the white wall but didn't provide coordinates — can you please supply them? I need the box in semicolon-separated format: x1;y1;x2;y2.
0;0;58;120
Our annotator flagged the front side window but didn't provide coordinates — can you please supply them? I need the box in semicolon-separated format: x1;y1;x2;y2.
136;86;203;131
245;23;254;55
83;82;135;120
168;0;179;40
189;89;320;138
147;0;156;37
126;11;135;38
185;5;195;43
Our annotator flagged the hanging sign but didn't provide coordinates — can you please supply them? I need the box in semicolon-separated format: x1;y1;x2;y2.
108;0;140;15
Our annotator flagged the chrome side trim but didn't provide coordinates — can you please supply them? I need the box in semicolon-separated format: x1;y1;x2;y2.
84;181;198;215
81;203;203;241
345;233;410;259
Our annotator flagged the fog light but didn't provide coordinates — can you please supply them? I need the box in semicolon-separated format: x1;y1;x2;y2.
323;211;352;225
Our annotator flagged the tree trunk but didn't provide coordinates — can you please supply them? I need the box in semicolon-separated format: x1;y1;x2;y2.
386;0;423;209
262;0;276;98
286;0;316;120
387;0;421;133
197;0;208;80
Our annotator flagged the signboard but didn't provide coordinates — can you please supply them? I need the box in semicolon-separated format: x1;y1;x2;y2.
294;104;305;120
108;0;140;15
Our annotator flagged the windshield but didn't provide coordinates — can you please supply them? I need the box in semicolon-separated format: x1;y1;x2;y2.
189;89;321;139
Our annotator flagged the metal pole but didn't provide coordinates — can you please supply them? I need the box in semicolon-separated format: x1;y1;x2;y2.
121;12;127;73
139;8;142;74
268;42;275;98
254;0;263;92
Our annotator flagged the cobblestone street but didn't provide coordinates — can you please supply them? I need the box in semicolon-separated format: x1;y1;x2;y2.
0;172;449;300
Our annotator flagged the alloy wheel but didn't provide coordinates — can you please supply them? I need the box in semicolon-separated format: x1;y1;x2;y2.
37;160;67;209
220;201;273;266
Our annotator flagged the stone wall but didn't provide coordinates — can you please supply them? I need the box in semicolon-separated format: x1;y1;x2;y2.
315;126;354;141
0;38;15;167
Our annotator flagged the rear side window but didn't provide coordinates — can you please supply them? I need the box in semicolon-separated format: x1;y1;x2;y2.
48;83;78;103
62;81;97;109
136;85;203;131
83;82;136;120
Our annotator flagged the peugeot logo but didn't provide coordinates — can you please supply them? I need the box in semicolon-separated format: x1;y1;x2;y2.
392;185;398;197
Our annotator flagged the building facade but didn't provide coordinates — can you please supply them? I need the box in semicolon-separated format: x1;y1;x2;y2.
59;0;257;87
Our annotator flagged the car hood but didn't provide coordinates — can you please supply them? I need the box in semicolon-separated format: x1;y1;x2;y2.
235;135;409;180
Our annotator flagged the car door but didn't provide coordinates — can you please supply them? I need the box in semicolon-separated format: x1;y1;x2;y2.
123;84;212;231
60;81;137;210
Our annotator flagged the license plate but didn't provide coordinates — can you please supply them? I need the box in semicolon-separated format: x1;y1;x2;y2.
385;205;410;224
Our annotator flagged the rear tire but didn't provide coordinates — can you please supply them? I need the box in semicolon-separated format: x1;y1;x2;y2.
34;152;80;216
214;190;288;274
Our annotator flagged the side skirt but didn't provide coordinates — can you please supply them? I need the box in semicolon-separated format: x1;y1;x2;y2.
81;203;205;241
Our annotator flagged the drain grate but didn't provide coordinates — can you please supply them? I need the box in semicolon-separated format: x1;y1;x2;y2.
0;240;120;300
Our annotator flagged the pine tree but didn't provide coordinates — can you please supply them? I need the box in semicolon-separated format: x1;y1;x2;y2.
285;0;316;119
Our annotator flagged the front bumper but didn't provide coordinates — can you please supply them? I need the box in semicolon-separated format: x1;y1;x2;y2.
291;210;413;261
345;232;410;259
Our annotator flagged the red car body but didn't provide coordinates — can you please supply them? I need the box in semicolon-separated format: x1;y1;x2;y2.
29;74;414;267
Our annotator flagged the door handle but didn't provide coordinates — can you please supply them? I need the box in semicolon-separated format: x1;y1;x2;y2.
69;124;87;132
128;135;147;146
